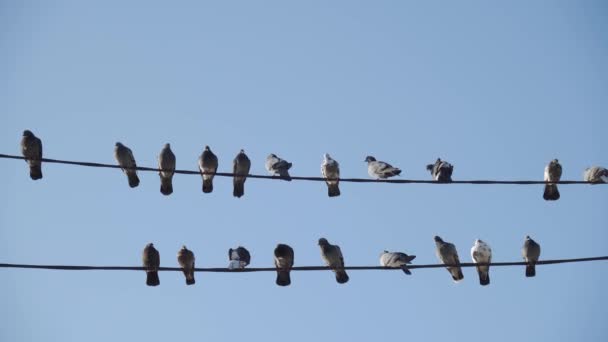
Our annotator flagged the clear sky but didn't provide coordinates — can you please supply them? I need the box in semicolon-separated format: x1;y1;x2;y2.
1;1;607;341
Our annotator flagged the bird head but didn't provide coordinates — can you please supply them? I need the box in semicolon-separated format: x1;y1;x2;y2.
323;153;331;160
23;130;34;137
115;142;123;147
204;145;210;151
318;238;329;246
364;156;376;163
164;143;171;148
433;236;444;243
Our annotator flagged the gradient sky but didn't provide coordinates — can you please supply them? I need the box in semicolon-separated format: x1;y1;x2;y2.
1;1;607;341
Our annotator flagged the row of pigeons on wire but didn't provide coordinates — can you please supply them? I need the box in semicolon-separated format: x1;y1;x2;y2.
20;130;608;200
142;235;541;287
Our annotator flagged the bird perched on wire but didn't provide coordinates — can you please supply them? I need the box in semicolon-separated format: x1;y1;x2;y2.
470;239;492;286
177;246;195;285
318;238;349;284
114;142;140;188
233;149;251;198
426;158;453;182
434;236;464;282
522;236;541;277
543;159;562;201
142;243;160;286
198;145;218;193
380;251;416;275
274;244;294;286
321;153;340;197
364;156;402;179
20;130;43;180
583;166;608;184
158;143;176;195
228;246;251;270
265;154;292;181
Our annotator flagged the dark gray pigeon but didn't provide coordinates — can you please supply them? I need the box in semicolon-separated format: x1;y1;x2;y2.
114;142;140;188
265;154;292;181
318;238;349;284
228;246;251;270
20;130;43;180
321;154;340;197
522;236;541;277
380;251;416;275
158;143;176;195
584;166;608;184
177;245;195;285
434;236;464;282
198;146;218;193
142;243;160;286
426;158;453;182
233;149;251;198
470;239;492;286
274;244;294;286
543;159;562;201
365;156;402;179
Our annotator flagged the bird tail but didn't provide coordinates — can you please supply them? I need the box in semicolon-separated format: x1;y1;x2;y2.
335;270;349;284
160;177;173;195
526;264;536;277
233;178;245;198
543;184;560;201
276;270;291;286
278;170;292;181
450;267;464;282
401;266;412;275
183;270;195;285
478;271;490;286
327;183;340;197
202;178;213;193
146;271;160;286
29;163;43;180
127;172;140;188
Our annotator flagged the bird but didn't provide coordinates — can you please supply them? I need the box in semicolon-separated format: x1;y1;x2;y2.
177;246;195;285
426;158;454;182
142;243;160;286
584;166;608;184
233;149;251;198
158;143;176;195
522;236;541;277
364;156;402;179
20;130;43;180
470;239;492;286
434;236;464;282
379;251;416;275
114;142;140;188
543;159;562;201
198;146;218;193
274;244;295;286
321;154;340;197
318;238;349;284
228;246;251;270
265;154;292;181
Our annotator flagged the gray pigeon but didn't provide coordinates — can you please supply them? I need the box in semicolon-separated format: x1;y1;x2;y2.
543;159;562;201
158;143;176;195
584;166;608;184
365;156;402;179
522;236;541;277
318;238;349;284
233;149;251;198
321;154;340;197
198;146;218;193
20;130;43;180
142;243;160;286
228;246;251;269
177;245;195;285
434;236;464;282
114;142;140;188
426;158;453;182
380;251;416;275
265;154;292;181
470;239;492;286
274;244;295;286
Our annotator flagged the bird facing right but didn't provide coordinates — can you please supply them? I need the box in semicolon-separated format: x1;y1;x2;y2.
265;154;292;181
584;166;608;184
380;251;416;275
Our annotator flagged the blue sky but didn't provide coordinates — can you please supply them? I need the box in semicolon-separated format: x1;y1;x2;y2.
1;1;607;341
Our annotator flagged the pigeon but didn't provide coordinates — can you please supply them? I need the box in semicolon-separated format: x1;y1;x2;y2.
233;149;251;198
380;251;416;275
177;246;195;285
274;244;295;286
321;154;340;197
198;146;218;193
142;243;160;286
522;236;541;277
426;158;454;182
434;236;464;282
20;130;43;180
228;246;251;270
470;239;492;286
265;154;292;181
543;159;562;201
584;166;608;184
318;238;349;284
114;142;140;188
158;143;176;195
364;156;401;179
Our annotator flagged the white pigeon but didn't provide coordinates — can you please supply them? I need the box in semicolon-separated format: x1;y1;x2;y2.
321;153;340;197
584;166;608;184
470;239;492;286
380;251;416;275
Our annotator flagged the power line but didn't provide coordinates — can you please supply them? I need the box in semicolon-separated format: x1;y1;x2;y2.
1;153;601;185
